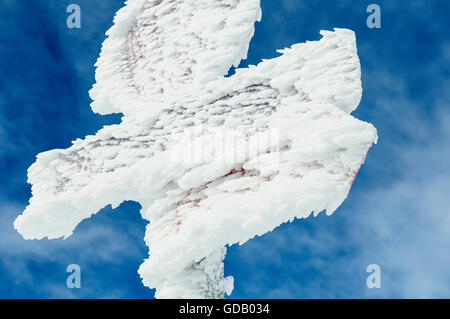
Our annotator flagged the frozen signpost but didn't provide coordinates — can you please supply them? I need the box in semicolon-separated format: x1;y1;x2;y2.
15;0;377;298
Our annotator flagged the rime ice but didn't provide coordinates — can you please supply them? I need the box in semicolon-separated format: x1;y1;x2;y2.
15;0;377;298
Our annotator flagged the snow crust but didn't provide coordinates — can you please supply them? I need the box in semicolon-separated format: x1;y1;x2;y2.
14;0;377;298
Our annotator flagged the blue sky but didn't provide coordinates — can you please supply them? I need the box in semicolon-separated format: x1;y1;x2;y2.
0;0;449;298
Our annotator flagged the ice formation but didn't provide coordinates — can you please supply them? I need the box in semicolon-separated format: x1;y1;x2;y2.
15;0;377;298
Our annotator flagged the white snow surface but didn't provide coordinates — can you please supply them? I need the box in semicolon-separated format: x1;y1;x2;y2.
14;0;378;298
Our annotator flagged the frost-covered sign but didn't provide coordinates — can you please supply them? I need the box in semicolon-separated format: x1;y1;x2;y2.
15;0;377;298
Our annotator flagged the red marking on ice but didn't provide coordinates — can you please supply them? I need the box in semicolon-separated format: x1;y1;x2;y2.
349;166;361;186
180;198;201;206
174;191;203;232
224;167;246;177
349;148;370;186
175;217;182;233
175;167;247;232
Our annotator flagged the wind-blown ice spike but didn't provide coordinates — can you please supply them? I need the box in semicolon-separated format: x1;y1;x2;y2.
15;0;377;298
